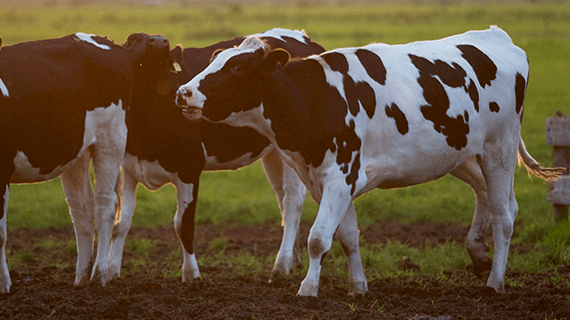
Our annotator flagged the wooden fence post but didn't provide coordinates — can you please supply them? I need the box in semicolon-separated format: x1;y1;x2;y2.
545;115;570;221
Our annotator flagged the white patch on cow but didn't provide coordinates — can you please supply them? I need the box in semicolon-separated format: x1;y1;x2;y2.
74;32;111;50
11;101;125;184
0;77;9;98
122;154;173;191
252;28;308;44
223;102;275;142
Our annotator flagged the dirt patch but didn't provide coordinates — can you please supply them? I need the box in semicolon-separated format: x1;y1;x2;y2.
2;222;569;319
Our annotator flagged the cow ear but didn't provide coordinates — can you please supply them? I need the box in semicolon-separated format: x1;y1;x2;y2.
210;48;224;64
263;48;290;74
169;44;184;73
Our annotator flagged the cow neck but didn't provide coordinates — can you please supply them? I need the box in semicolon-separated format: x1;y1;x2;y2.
127;65;177;156
261;58;330;168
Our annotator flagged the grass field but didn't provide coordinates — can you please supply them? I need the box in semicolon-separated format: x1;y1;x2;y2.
2;2;570;280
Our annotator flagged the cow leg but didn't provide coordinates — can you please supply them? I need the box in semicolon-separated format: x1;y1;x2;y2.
261;149;306;279
108;171;139;280
477;141;519;293
60;151;95;286
173;177;201;282
297;183;352;297
450;156;493;279
336;203;367;296
0;183;10;293
89;118;127;286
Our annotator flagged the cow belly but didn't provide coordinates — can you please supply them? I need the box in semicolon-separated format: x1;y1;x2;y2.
122;154;173;191
202;145;273;171
11;151;79;183
361;152;468;193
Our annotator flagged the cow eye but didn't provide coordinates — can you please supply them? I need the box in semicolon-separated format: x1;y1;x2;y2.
230;64;244;75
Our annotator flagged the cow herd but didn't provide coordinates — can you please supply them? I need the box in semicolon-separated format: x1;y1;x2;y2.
0;27;564;296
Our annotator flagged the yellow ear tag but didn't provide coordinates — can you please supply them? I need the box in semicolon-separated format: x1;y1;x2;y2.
173;62;182;73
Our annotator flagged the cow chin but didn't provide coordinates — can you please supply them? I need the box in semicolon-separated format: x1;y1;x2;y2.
181;106;203;121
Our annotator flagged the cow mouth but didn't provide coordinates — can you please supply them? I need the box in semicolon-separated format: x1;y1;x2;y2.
181;106;203;121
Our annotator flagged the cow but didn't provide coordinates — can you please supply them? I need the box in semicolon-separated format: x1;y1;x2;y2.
0;32;174;293
176;26;565;296
107;29;325;283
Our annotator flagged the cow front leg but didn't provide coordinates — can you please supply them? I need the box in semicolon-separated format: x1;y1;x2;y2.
173;177;201;282
60;151;95;286
336;203;367;296
261;150;306;279
108;171;139;280
297;183;352;297
0;184;11;293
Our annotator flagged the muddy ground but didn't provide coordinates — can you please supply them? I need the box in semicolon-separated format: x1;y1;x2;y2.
1;221;569;319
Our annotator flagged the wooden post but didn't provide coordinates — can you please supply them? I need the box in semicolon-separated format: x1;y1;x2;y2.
545;116;570;221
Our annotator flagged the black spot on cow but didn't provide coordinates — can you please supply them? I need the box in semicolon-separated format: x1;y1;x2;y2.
322;51;349;74
467;79;479;112
457;44;497;88
355;49;386;85
357;82;376;118
515;72;526;114
409;54;470;150
385;103;409;135
321;51;377;118
489;102;500;113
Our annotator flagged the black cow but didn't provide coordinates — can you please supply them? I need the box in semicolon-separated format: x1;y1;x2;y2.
176;26;564;296
107;29;325;283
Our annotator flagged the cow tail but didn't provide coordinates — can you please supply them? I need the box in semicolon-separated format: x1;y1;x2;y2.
517;135;566;181
113;167;124;227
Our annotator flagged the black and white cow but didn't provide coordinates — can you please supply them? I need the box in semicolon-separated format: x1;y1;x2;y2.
176;26;564;296
107;29;325;283
0;33;136;293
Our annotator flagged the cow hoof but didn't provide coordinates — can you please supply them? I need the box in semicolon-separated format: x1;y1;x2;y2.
348;280;368;296
90;269;108;287
0;284;10;294
297;280;319;297
108;265;121;281
471;257;493;281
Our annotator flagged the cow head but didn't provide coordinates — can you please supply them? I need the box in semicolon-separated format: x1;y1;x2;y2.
123;33;182;75
123;33;186;97
176;36;290;123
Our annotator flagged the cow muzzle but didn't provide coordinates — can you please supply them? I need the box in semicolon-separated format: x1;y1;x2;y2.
176;88;203;121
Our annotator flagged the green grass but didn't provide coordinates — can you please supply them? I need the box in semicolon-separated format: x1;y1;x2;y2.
3;3;570;280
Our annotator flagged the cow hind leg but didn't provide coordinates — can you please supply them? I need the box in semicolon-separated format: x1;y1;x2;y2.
477;141;519;293
262;150;306;279
108;171;139;280
450;157;493;280
173;178;201;282
60;151;96;286
89;123;127;286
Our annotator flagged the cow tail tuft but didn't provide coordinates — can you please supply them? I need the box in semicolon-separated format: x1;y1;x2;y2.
518;135;566;181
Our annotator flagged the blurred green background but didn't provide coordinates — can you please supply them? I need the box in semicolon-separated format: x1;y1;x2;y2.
2;1;569;245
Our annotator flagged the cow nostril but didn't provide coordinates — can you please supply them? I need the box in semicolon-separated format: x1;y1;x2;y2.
177;91;191;106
